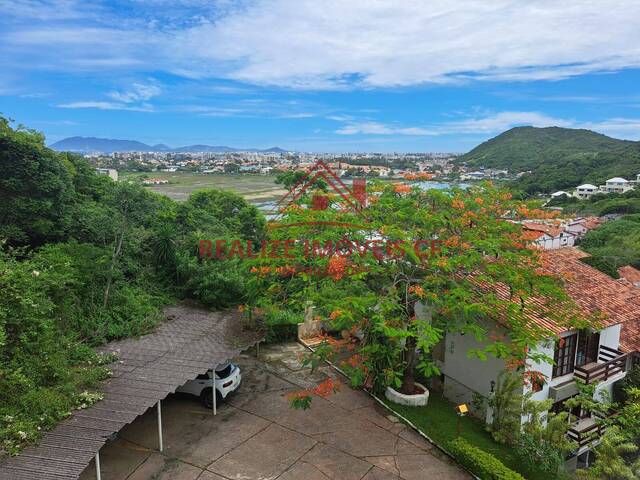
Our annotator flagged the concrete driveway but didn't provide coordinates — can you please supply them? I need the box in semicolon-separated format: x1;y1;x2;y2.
80;343;469;480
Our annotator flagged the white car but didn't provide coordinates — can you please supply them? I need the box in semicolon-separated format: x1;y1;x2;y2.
176;361;241;408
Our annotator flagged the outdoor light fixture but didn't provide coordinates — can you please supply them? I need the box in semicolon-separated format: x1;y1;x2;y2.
455;403;468;437
490;380;496;393
456;403;468;416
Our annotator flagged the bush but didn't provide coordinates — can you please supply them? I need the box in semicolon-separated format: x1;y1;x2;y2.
448;437;525;480
262;308;302;343
613;365;640;404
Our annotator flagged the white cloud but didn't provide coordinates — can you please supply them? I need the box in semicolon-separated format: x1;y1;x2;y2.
334;111;640;140
57;101;153;112
108;83;162;103
3;1;640;89
337;122;437;136
171;0;640;88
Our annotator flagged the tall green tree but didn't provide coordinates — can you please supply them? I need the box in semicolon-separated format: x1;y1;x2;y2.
0;117;75;246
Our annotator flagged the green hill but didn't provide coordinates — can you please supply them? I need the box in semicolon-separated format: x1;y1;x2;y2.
458;127;640;194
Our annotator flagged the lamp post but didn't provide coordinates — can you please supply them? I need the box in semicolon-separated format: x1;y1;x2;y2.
455;403;468;437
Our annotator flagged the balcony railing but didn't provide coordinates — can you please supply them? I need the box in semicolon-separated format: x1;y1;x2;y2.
567;416;607;448
573;346;628;384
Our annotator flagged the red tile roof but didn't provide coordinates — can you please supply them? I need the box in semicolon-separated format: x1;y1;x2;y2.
618;265;640;285
541;248;640;352
522;222;565;238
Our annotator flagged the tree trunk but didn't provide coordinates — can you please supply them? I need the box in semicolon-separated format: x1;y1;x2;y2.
400;335;417;395
103;230;124;308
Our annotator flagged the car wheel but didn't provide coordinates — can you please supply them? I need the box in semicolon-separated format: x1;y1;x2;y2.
201;388;223;409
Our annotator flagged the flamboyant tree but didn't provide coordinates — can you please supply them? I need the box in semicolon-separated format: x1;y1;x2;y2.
247;180;584;405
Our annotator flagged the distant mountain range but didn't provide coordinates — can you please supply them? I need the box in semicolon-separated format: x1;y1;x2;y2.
49;136;288;154
458;126;640;194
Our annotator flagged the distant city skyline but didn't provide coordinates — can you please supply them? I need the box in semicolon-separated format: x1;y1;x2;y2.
2;1;640;152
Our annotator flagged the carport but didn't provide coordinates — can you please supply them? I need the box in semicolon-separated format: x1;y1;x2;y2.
0;306;262;480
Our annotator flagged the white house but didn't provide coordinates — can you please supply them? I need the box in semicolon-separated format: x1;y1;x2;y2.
575;184;598;199
95;168;118;181
551;191;572;199
438;248;640;468
522;222;576;249
599;177;635;194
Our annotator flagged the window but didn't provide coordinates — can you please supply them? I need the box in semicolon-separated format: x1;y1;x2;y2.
553;333;577;378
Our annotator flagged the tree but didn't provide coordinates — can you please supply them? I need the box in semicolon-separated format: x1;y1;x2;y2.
0;117;75;246
275;170;327;191
251;181;581;405
577;426;640;480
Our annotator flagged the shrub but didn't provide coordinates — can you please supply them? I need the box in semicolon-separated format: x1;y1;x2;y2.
448;437;525;480
263;308;303;343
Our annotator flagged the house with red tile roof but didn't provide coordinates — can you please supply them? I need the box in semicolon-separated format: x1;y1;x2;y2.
438;247;639;468
522;221;576;249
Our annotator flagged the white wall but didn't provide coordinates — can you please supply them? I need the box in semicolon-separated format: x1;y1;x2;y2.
599;324;621;351
525;339;556;402
442;331;506;407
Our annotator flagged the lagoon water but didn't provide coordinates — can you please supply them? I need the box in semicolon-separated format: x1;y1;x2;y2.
253;180;468;215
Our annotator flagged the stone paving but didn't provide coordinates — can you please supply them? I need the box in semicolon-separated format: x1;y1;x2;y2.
79;342;470;480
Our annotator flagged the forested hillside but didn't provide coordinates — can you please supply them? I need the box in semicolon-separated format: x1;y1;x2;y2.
0;117;264;454
458;126;640;194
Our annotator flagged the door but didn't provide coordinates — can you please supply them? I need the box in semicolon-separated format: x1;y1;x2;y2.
576;330;600;367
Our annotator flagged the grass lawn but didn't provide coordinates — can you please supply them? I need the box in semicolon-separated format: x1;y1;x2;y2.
121;172;286;202
383;393;552;480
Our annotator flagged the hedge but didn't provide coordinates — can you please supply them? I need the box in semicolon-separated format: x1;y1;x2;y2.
448;437;525;480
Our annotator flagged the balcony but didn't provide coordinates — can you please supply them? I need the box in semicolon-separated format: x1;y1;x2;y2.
567;416;608;449
573;345;628;384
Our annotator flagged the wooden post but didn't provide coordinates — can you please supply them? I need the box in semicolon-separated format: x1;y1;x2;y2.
157;400;163;452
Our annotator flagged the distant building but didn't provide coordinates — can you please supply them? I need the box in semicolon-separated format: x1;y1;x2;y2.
600;177;634;194
575;184;598;199
522;222;576;250
95;168;118;181
142;178;169;185
550;191;571;198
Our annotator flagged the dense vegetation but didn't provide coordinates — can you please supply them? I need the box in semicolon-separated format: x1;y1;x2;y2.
0;117;264;454
547;190;640;276
458;126;640;194
578;215;640;277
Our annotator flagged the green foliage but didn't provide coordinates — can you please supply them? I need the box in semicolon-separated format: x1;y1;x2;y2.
487;370;525;444
448;437;525;480
0;116;267;453
576;426;640;480
515;409;574;475
274;170;327;191
458;126;640;194
0;249;115;453
578;214;640;276
254;180;580;408
0;117;75;245
614;366;640;404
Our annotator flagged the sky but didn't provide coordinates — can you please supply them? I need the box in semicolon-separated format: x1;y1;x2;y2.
1;0;640;153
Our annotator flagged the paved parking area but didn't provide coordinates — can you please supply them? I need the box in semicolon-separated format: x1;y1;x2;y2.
80;343;469;480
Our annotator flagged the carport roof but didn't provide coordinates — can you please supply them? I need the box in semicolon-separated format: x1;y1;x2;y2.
0;306;263;480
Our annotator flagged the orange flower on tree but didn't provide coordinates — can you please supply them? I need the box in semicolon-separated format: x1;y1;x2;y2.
474;197;484;205
329;309;343;320
327;255;348;280
452;199;465;210
408;284;426;298
393;183;412;194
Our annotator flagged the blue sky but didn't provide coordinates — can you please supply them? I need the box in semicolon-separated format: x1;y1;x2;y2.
1;1;640;152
